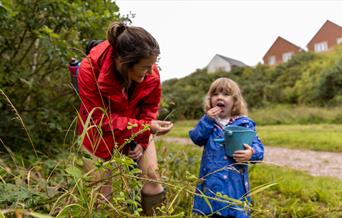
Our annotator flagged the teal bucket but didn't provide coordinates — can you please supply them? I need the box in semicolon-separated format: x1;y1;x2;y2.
214;125;256;157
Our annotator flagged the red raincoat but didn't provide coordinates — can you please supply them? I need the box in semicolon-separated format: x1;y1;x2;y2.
77;41;161;160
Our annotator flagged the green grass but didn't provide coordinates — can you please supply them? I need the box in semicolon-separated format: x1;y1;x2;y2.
156;142;342;217
167;120;342;152
249;104;342;125
1;140;341;217
167;120;197;138
250;164;342;217
258;124;342;152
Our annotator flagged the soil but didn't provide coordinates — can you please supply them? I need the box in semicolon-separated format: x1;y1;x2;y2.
157;137;342;181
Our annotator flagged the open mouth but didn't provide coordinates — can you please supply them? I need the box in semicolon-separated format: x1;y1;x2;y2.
216;102;225;110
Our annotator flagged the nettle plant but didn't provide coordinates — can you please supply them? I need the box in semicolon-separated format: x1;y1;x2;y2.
0;91;273;217
60;108;259;217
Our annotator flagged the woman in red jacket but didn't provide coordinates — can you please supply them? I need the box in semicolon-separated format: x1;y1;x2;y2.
77;22;173;215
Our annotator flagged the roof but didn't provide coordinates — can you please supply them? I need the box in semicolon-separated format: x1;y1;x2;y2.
263;36;302;60
215;54;248;67
306;20;342;47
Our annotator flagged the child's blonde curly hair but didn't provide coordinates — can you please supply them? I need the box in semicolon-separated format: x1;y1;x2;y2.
204;77;248;116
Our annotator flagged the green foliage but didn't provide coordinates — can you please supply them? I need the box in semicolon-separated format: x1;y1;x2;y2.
317;59;342;105
161;69;207;120
0;183;49;208
0;0;120;150
161;68;245;120
238;64;275;107
272;52;314;104
161;48;342;120
295;55;329;105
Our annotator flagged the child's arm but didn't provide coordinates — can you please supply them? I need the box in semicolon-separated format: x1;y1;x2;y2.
250;134;264;161
189;115;215;146
233;118;264;162
246;120;264;161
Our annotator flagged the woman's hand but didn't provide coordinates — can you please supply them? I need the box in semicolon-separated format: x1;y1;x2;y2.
151;120;173;135
233;144;254;163
207;106;221;119
128;143;144;161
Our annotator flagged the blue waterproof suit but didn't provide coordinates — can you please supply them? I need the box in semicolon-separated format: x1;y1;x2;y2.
189;115;264;217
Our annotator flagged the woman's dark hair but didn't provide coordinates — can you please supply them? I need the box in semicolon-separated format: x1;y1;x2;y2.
107;22;160;88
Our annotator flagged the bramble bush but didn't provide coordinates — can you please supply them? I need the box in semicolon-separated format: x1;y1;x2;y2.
0;0;121;150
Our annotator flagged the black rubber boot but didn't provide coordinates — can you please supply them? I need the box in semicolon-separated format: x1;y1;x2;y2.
141;189;166;216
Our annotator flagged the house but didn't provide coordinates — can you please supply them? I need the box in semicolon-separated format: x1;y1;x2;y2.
207;54;248;73
307;20;342;53
263;36;303;66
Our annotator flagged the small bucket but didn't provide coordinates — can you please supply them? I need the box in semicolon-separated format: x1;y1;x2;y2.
214;125;256;157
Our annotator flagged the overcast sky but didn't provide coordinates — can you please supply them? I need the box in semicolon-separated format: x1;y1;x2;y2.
115;0;342;81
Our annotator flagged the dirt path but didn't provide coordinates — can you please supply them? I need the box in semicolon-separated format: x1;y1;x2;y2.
157;137;342;181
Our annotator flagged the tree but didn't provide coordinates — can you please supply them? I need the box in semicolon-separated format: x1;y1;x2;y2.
0;0;121;149
317;59;342;105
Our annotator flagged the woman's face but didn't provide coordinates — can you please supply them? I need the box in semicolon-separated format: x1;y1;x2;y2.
129;56;157;83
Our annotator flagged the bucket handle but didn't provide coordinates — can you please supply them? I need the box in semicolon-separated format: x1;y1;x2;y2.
214;138;224;143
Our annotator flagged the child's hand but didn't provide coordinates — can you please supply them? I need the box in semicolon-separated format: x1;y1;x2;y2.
207;106;221;119
233;144;254;163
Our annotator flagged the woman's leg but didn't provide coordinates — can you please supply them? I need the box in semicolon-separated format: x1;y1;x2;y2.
138;139;165;215
139;139;163;195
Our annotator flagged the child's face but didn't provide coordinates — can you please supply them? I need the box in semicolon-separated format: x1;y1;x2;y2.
210;91;234;118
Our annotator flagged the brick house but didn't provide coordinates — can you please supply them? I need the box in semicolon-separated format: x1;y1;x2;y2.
307;20;342;53
263;36;303;66
207;54;248;73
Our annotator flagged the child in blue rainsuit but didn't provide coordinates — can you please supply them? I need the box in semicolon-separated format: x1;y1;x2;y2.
189;77;264;218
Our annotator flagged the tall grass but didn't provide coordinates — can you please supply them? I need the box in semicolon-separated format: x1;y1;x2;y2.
159;142;342;217
0;89;37;157
1;91;341;217
0;91;252;217
1;139;341;217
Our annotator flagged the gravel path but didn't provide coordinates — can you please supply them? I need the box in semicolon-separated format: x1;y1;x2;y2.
157;137;342;181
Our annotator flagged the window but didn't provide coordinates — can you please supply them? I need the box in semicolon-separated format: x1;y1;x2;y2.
337;37;342;45
282;52;293;62
268;56;276;65
314;41;328;52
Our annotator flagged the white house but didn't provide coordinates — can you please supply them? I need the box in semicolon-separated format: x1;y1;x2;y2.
207;54;248;73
